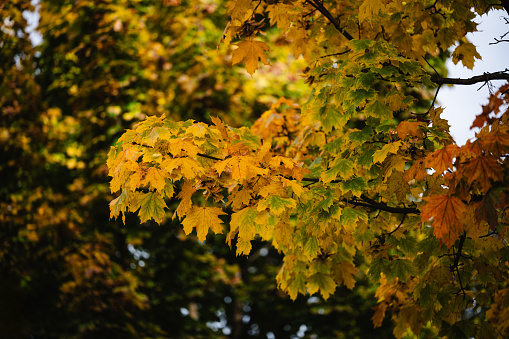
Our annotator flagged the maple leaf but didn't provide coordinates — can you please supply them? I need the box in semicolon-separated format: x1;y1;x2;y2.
229;207;259;255
480;130;509;157
109;188;128;223
168;138;201;157
321;159;354;183
227;0;252;24
215;155;265;181
372;302;388;328
229;187;252;209
145;167;166;192
475;187;506;229
429;106;450;133
364;99;392;120
162;157;205;180
257;195;296;215
307;272;336;300
358;0;386;22
372;141;402;164
403;160;426;182
182;206;226;242
462;156;503;192
396;121;425;139
424;144;459;175
210;116;229;140
135;192;167;224
452;42;482;70
332;260;357;290
232;40;271;76
303;236;319;260
421;195;466;247
288;273;307;301
281;177;304;197
174;180;196;219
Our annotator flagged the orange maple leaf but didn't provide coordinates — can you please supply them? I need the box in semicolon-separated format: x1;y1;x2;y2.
480;131;509;157
421;195;466;247
403;159;426;182
424;144;458;175
396;121;425;139
232;40;271;76
461;156;503;192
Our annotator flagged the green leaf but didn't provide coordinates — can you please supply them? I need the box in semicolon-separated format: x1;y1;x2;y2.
368;259;389;282
136;192;167;224
348;125;373;144
356;149;376;168
364;99;392;120
387;259;415;282
288;273;307;300
341;177;368;197
258;195;296;215
340;207;368;228
320;105;342;133
304;236;319;260
419;283;432;307
307;273;336;300
321;159;354;183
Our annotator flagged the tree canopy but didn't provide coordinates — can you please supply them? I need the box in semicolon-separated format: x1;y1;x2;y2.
107;0;509;338
2;0;509;338
2;0;391;338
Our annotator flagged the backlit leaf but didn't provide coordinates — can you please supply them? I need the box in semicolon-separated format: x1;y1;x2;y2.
182;206;226;242
232;40;271;76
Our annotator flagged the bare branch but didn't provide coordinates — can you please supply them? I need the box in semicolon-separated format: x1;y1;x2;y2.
431;71;509;85
305;0;354;41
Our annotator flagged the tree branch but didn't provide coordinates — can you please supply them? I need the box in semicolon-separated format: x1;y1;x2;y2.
194;153;420;214
305;0;354;41
358;194;419;214
431;71;509;85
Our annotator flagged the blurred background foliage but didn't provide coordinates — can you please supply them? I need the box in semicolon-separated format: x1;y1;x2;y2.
1;0;403;337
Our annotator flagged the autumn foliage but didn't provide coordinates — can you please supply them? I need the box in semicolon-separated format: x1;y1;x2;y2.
107;0;509;337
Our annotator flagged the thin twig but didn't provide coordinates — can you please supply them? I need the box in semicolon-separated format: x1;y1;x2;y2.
304;0;354;40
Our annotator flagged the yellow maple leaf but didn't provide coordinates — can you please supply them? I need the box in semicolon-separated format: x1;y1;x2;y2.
232;40;271;76
186;123;207;139
215;155;264;181
210;116;229;140
373;141;402;164
227;0;253;24
452;41;482;70
429;106;451;133
145;167;166;192
281;177;304;197
168;138;201;157
182;206;226;242
174;180;196;219
358;0;386;23
162;157;205;180
332;260;358;290
230;188;252;210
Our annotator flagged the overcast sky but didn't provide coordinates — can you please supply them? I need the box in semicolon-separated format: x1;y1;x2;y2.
438;10;509;145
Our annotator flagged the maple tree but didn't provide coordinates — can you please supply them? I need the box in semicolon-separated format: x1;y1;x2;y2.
2;1;391;338
108;0;509;337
